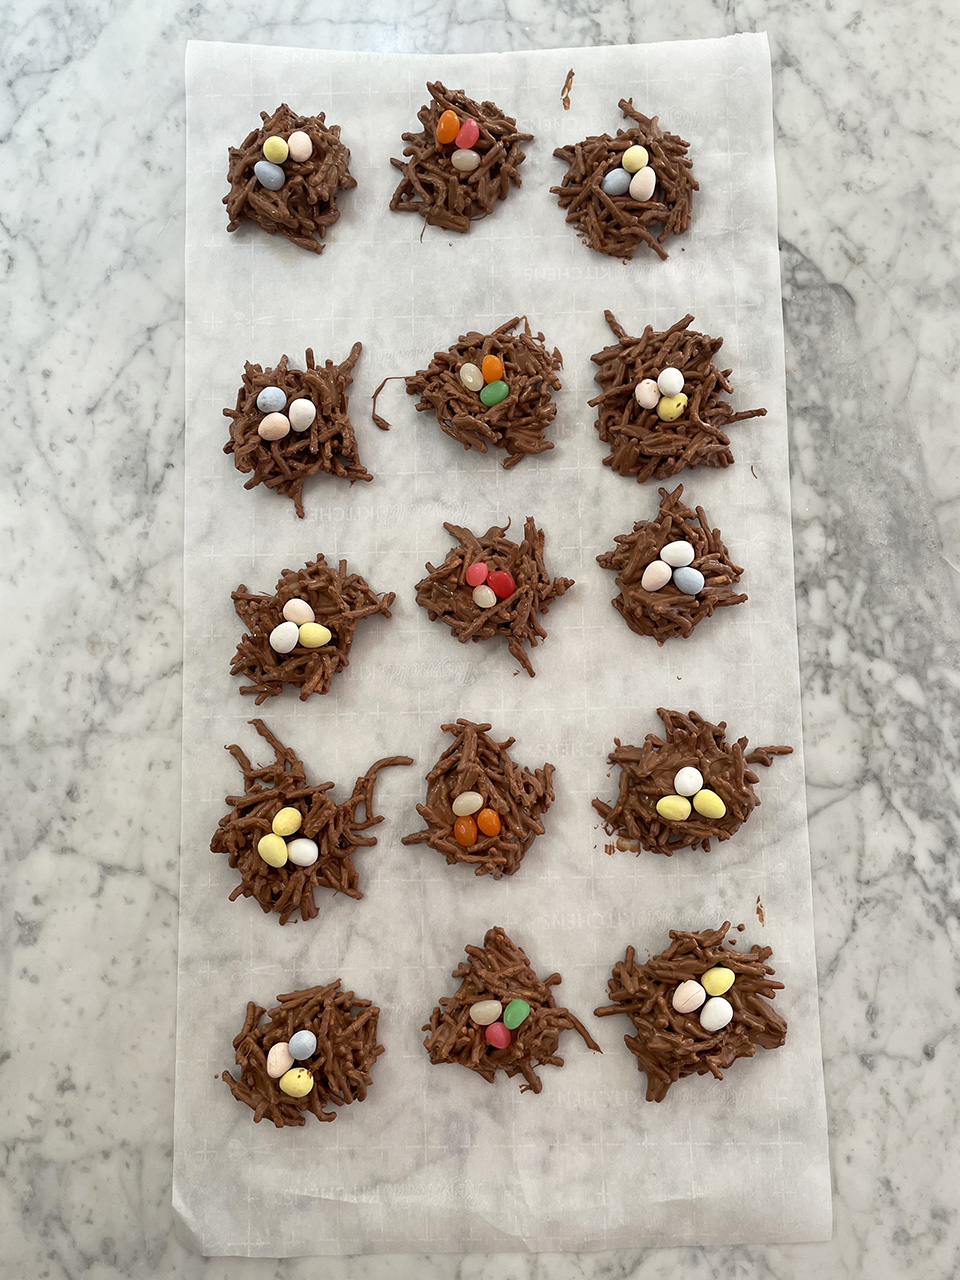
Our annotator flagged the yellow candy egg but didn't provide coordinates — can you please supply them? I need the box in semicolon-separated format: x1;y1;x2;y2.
272;806;302;837
262;135;289;164
656;794;691;822
657;392;688;422
621;144;649;173
693;788;727;819
298;622;332;648
702;966;735;997
278;1067;314;1098
257;833;288;867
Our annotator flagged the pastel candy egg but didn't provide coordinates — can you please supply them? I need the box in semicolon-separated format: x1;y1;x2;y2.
266;1042;294;1078
469;999;503;1026
699;996;734;1033
656;794;691;822
288;1029;318;1060
278;1067;314;1097
257;833;288;868
600;166;631;196
459;362;484;392
286;837;320;867
282;598;315;625
477;808;501;837
503;999;530;1029
672;980;706;1014
256;386;286;414
453;815;478;847
269;620;300;654
673;566;705;596
465;561;488;587
473;584;497;609
487;569;516;599
254;160;285;191
629;166;656;202
673;766;704;797
272;806;302;837
455;117;480;149
641;560;672;592
693;788;726;819
288;399;316;432
657;392;688;422
485;1022;511;1049
452;791;483;817
657;367;685;397
451;148;481;173
298;623;332;648
701;966;735;997
436;109;460;144
262;135;289;164
479;380;509;407
621;144;649;173
287;130;313;163
258;412;291;441
634;378;660;409
660;540;695;568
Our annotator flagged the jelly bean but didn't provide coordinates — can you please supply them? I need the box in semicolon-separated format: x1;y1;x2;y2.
298;623;332;648
673;766;704;797
693;788;726;819
436;109;460;144
288;1029;318;1060
257;833;288;867
485;1022;511;1049
451;148;480;173
672;980;706;1014
452;791;483;817
660;540;695;568
487;569;515;599
657;392;688;422
469;999;503;1025
479;380;509;407
640;561;672;592
481;354;504;384
254;160;285;191
699;997;733;1033
672;566;705;596
288;399;316;432
629;166;656;202
701;966;735;997
473;584;497;609
621;144;649;173
459;363;484;392
287;130;313;163
656;794;691;822
455;117;480;149
278;1067;314;1097
272;806;302;837
256;386;286;414
502;999;530;1029
266;1042;294;1078
258;412;291;441
465;561;488;587
286;837;319;867
269;621;300;654
262;135;289;164
657;367;684;397
600;166;631;196
634;378;660;409
476;808;501;837
453;815;477;847
282;598;315;625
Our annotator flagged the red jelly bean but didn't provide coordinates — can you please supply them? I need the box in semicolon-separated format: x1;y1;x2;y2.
455;117;480;149
485;1021;511;1049
465;561;488;587
487;570;516;599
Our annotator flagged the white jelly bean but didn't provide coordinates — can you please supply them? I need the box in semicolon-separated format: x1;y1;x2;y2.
634;378;661;409
451;148;481;173
673;766;704;797
282;598;315;625
659;540;695;568
269;621;300;653
672;566;705;595
469;1000;503;1026
699;996;734;1032
288;399;316;432
256;386;286;414
640;560;672;592
657;367;685;397
287;130;313;163
629;166;656;202
452;791;483;817
266;1042;294;1078
473;584;497;609
286;837;319;867
459;363;484;392
672;980;706;1014
258;412;290;441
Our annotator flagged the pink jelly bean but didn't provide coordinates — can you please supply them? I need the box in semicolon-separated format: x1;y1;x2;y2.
465;561;488;587
455;118;480;149
485;1022;511;1049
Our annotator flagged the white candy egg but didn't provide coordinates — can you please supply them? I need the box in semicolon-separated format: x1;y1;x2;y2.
286;837;320;867
269;621;300;654
640;560;673;592
657;367;685;397
473;584;497;609
634;378;661;409
699;996;734;1032
659;540;695;568
673;766;704;797
288;399;317;432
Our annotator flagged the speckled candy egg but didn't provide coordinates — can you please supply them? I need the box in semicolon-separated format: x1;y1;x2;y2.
288;399;316;432
256;386;286;414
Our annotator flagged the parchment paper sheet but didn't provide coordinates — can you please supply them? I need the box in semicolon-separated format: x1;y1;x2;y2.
177;36;832;1256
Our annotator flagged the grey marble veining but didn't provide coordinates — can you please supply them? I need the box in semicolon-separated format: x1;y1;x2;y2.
3;0;959;1277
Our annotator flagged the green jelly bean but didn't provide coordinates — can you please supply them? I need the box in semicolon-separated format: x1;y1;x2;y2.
479;380;509;408
503;998;530;1030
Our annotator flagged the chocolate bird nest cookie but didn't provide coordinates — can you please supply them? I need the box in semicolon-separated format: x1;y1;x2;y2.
551;100;696;260
593;708;792;855
210;719;411;925
402;719;555;877
423;926;601;1093
594;922;787;1101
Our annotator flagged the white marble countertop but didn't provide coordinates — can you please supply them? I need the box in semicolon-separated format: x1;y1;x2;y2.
5;2;959;1277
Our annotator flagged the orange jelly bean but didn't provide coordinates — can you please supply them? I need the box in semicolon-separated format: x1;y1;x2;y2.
481;355;504;384
436;110;459;144
476;808;501;837
453;815;478;847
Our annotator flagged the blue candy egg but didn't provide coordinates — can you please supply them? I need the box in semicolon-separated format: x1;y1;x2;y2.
672;566;705;596
256;386;286;414
254;160;286;191
288;1029;318;1061
600;166;631;197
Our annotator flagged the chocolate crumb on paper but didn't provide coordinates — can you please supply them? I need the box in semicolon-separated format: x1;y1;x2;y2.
560;68;575;110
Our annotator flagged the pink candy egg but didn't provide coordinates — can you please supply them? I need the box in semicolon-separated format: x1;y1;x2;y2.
455;118;480;149
465;562;488;587
484;1022;511;1049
